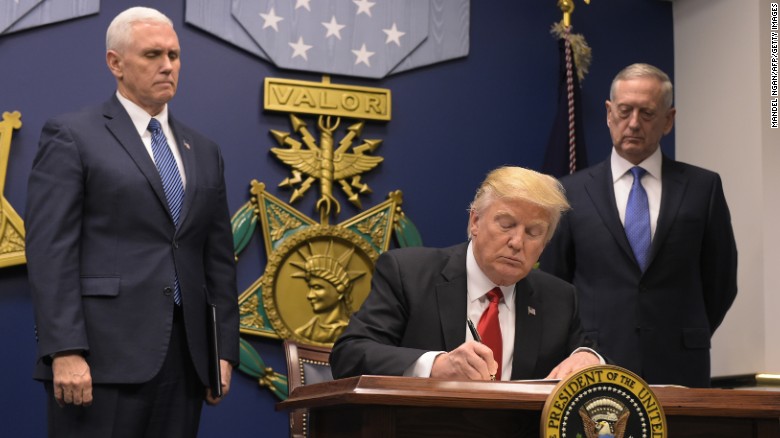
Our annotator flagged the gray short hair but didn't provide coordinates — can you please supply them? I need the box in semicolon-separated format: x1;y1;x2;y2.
609;63;674;110
106;7;173;53
468;166;570;243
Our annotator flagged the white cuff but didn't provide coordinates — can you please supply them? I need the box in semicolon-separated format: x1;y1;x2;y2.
403;351;445;377
572;347;605;364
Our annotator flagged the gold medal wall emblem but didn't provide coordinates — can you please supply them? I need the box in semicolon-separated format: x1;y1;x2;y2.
542;365;667;438
231;76;421;399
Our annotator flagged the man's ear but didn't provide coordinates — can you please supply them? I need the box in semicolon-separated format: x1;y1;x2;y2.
106;50;123;79
663;107;676;135
468;210;479;237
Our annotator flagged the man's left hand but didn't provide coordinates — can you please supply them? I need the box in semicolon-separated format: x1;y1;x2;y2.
545;351;600;380
205;360;232;405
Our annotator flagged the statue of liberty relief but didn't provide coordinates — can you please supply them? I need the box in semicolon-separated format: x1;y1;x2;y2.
291;241;365;344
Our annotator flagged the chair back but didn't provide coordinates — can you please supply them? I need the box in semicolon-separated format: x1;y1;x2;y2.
284;340;333;438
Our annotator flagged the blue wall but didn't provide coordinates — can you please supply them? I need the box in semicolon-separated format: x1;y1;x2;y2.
0;0;672;436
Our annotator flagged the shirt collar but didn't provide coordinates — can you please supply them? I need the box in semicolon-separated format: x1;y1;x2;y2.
115;91;170;138
610;145;663;182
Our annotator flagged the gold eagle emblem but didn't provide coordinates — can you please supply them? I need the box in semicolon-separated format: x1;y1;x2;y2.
271;114;383;223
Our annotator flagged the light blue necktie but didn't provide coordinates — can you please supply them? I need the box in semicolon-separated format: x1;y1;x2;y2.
148;118;184;305
625;166;651;271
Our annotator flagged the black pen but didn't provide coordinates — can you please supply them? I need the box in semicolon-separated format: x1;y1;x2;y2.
466;318;482;343
467;319;496;381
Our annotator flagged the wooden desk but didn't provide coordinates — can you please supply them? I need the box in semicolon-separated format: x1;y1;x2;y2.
278;375;780;438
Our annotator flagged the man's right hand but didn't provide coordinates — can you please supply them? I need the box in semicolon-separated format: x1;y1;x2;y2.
430;341;498;380
52;352;93;407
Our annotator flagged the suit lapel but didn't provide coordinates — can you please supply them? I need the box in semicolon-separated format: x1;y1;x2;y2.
583;160;637;266
649;156;687;265
169;116;197;231
102;97;171;219
435;244;469;352
511;278;541;378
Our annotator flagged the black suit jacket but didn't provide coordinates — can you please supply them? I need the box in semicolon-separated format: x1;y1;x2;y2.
539;156;737;387
26;96;239;386
330;243;592;380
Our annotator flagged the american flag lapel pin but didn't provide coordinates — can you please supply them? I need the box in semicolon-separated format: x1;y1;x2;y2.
528;306;536;316
184;141;191;150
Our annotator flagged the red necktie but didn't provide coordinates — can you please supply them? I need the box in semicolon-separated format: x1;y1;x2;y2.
477;287;503;380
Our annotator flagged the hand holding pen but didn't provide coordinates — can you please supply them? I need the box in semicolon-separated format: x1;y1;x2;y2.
467;318;497;381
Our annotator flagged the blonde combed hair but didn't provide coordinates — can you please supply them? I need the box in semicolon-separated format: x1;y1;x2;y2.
468;166;570;243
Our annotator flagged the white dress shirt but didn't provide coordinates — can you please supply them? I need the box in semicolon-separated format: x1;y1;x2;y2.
404;242;603;380
404;242;516;379
465;242;517;379
115;91;186;187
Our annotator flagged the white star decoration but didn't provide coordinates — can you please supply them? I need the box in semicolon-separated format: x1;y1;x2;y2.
322;16;346;40
289;36;313;60
234;0;436;78
382;23;405;46
260;7;284;31
353;0;376;17
352;43;374;66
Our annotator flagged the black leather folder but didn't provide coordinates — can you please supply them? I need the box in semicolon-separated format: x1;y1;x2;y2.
207;303;222;398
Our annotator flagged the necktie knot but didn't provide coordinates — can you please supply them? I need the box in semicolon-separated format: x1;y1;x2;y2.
486;287;503;305
630;166;646;181
148;118;162;134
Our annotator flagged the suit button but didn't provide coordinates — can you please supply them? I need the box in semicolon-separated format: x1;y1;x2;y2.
172;240;179;249
163;287;173;296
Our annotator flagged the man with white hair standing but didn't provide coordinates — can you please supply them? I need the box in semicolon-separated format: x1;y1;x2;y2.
25;7;238;436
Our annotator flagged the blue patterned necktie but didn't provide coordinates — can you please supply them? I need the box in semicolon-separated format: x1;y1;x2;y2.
625;166;651;271
148;118;184;305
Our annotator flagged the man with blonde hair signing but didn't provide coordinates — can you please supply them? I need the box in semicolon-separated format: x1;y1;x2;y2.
332;166;601;383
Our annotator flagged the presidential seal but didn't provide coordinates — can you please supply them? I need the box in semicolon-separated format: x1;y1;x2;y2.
541;365;666;438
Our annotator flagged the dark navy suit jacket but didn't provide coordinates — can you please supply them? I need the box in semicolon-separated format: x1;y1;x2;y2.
331;243;593;380
26;96;239;386
539;156;737;387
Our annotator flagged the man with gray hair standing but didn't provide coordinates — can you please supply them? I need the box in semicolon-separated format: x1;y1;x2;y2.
540;63;738;388
26;7;238;436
